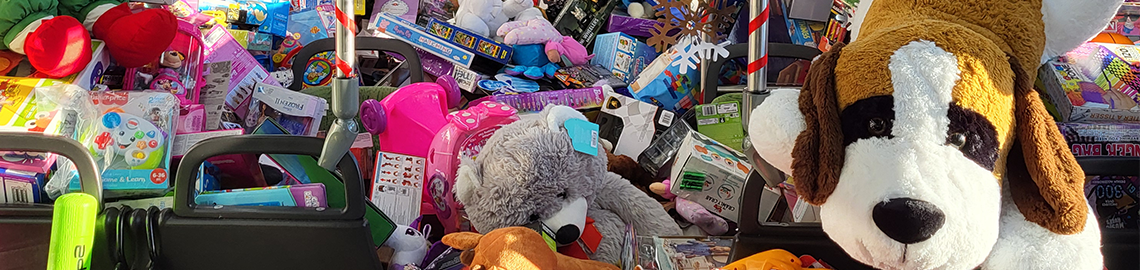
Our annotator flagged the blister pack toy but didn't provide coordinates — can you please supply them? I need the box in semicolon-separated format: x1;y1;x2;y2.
122;20;205;105
77;91;178;196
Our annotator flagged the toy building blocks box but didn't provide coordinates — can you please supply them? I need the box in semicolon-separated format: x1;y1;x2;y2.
196;183;328;207
425;18;513;65
371;13;476;68
76;91;178;194
592;32;659;84
668;130;751;222
695;101;744;152
1058;122;1140;157
629;45;700;113
597;88;677;159
1038;42;1140;123
1085;176;1140;230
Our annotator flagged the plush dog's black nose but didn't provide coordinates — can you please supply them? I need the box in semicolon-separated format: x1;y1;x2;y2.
554;225;580;245
872;198;945;244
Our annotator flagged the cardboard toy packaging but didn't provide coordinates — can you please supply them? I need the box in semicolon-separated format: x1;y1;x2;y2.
1085;176;1140;230
592;32;658;84
0;77;68;174
74;91;178;197
1057;122;1140;157
695;101;744;152
1038;42;1140;123
629;45;700;113
196;183;328;207
60;40;109;91
668;130;751;222
597;88;678;158
202;25;281;118
245;82;328;137
0;168;44;203
551;0;618;49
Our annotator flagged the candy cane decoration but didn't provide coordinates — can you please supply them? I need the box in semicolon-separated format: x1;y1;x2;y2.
743;0;768;125
317;0;362;170
332;3;356;77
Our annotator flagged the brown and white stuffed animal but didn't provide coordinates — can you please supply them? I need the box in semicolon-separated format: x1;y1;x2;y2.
748;0;1122;269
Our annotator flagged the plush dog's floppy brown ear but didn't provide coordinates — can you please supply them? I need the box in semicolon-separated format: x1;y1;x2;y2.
1005;55;1088;235
792;42;846;205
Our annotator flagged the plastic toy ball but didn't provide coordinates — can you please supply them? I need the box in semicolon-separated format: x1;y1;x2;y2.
360;99;387;135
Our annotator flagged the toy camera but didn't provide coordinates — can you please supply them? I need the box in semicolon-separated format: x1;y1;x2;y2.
92;112;167;170
426;101;519;233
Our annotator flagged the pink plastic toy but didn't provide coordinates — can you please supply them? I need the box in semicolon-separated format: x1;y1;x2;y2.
363;76;462;158
426;101;519;233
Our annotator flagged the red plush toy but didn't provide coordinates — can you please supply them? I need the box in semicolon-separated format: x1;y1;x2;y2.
0;1;176;78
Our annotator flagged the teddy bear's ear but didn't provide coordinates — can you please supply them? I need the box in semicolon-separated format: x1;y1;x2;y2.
543;105;588;131
1004;55;1088;235
790;42;846;206
455;157;483;205
1040;0;1123;64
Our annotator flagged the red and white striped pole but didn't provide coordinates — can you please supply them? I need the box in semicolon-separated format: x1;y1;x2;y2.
743;0;769;125
318;0;362;170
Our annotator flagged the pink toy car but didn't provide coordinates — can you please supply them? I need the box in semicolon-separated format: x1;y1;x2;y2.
425;101;519;233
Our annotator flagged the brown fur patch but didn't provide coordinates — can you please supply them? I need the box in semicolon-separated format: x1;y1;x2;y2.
792;42;846;205
1006;56;1088;235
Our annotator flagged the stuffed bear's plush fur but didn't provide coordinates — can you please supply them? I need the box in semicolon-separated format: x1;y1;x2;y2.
454;105;682;264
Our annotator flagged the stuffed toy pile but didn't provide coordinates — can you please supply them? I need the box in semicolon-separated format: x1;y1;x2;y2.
0;0;176;77
748;0;1122;269
442;227;620;270
455;105;681;264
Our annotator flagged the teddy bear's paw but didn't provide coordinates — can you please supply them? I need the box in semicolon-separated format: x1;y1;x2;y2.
748;88;804;174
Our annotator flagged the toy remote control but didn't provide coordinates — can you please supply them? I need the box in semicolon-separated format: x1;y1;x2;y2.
92;112;166;169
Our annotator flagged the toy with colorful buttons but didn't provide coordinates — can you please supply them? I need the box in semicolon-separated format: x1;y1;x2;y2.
426;100;519;233
93;112;166;169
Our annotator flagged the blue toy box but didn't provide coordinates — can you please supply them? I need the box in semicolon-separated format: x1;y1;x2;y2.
371;13;476;67
196;183;328;207
72;91;178;197
0;168;44;203
425;18;513;65
591;32;659;84
628;45;700;113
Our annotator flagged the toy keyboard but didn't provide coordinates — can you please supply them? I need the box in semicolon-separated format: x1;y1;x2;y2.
471;87;605;113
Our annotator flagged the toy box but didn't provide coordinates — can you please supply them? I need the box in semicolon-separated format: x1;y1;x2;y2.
121;20;205;106
597;89;678;159
202;24;281;117
695;101;744;152
244;82;328;136
1058;122;1140;157
606;11;663;38
62;39;109;91
371;13;476;68
551;0;618;49
105;196;175;209
414;0;456;26
177;104;205;134
1038;42;1140;123
0;168;44;203
0;77;67;174
228;29;251;49
668;129;751;222
197;183;328;207
172;129;244;158
371;151;425;226
373;0;419;22
592;32;658;84
1085;176;1140;230
427;101;519;233
637;112;694;177
77;91;177;196
425;18;513;65
629;45;700;113
553;65;626;89
469;87;605;114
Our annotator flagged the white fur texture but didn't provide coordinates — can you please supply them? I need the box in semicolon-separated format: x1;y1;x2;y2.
822;41;1000;269
983;186;1103;270
545;104;587;130
748;88;804;174
1040;0;1124;64
847;0;873;42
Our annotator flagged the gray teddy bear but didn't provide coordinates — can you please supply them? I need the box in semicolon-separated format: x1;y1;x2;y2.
454;105;682;264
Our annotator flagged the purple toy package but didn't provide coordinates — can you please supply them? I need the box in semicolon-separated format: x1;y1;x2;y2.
1086;176;1140;230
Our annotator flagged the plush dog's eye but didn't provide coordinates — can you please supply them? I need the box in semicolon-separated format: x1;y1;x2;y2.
557;191;567;199
947;132;967;148
868;118;888;135
528;214;541;222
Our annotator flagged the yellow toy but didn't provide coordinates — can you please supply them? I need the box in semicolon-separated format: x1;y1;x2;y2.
719;249;821;270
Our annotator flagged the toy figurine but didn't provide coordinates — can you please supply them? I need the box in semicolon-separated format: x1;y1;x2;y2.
0;1;177;77
151;51;186;95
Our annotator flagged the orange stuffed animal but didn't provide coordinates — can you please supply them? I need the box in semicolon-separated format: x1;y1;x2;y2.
441;227;619;270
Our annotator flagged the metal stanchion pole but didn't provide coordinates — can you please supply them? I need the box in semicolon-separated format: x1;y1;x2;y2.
742;0;785;188
318;0;361;170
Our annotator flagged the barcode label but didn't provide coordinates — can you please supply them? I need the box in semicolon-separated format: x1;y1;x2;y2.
658;110;675;127
701;105;717;116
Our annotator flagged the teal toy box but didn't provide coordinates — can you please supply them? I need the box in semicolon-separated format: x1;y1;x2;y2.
72;91;178;197
591;32;658;84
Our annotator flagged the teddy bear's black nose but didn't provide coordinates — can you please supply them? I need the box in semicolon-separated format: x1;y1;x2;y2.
554;225;581;245
872;198;945;244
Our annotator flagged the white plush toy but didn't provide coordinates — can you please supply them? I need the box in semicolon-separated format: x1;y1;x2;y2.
451;0;510;38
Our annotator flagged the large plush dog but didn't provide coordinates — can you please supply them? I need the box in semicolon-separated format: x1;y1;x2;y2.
748;0;1122;269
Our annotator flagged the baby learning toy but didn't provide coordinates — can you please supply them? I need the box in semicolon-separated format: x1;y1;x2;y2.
92;112;166;169
81;91;176;195
427;101;519;233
